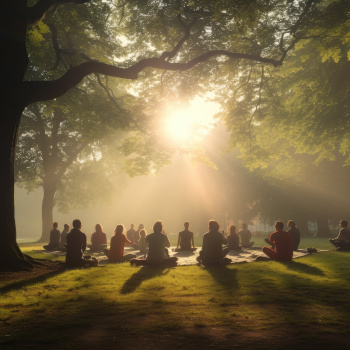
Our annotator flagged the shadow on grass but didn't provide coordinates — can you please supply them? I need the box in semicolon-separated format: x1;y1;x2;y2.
279;260;325;276
120;266;170;294
204;266;239;290
0;268;66;294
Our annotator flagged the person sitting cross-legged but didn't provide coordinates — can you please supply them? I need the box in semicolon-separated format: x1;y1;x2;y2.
104;225;136;263
237;223;254;248
196;220;231;265
262;221;293;261
175;221;196;252
226;224;242;251
89;224;107;252
287;220;301;251
330;220;350;251
43;222;60;251
130;221;178;267
65;219;98;268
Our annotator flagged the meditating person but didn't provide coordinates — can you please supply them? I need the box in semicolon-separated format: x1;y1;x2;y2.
135;223;144;247
287;220;301;251
226;225;242;251
196;220;231;265
330;220;350;251
66;219;97;268
138;229;148;254
237;223;254;248
89;223;107;252
175;221;196;252
59;223;69;249
262;221;293;261
126;223;137;244
43;222;60;250
130;221;178;266
103;224;136;262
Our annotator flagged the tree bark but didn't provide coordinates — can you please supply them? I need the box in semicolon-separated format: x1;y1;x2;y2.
316;214;330;238
0;1;33;270
38;180;58;243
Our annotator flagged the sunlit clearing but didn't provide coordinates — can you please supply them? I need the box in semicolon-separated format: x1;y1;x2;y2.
163;97;219;145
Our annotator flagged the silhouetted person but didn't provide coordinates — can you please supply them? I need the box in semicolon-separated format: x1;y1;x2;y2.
135;223;144;247
66;219;97;268
89;224;107;252
127;223;137;243
330;220;350;251
226;225;242;251
43;222;60;250
197;220;231;265
175;221;196;252
60;223;69;249
262;221;293;261
138;229;148;254
130;221;178;266
287;220;301;251
104;224;136;262
237;223;254;248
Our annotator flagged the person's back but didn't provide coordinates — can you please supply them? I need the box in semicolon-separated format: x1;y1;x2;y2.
60;224;69;248
202;230;227;261
178;230;193;250
109;231;128;261
263;221;293;261
146;232;170;264
227;233;240;250
237;224;254;248
66;228;87;267
91;231;107;248
287;226;300;251
50;228;60;246
127;224;136;241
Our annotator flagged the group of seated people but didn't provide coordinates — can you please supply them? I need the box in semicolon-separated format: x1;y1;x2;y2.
43;216;350;269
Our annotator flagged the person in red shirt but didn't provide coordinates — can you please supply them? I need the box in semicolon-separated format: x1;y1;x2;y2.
104;224;136;262
262;221;293;261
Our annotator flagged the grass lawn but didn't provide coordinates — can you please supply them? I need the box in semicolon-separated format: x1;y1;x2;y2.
0;241;349;349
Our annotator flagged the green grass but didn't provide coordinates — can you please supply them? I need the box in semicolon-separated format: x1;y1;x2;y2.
1;243;350;348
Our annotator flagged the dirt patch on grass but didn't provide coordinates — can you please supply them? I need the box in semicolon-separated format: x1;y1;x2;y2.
0;259;65;289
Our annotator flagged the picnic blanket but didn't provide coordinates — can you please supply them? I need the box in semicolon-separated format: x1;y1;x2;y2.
39;247;325;266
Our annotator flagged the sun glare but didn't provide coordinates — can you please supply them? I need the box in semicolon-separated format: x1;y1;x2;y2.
163;97;219;145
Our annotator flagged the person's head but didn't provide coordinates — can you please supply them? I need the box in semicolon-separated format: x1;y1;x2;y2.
53;222;58;228
242;223;247;229
184;221;190;229
275;221;284;231
115;224;125;235
287;220;296;228
95;223;103;233
64;224;69;231
340;220;348;228
153;221;163;233
138;223;144;230
130;223;135;229
72;219;82;229
139;229;146;238
229;225;237;235
208;220;220;232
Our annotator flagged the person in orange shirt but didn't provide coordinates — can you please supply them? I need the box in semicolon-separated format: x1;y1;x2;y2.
262;221;293;261
104;224;136;262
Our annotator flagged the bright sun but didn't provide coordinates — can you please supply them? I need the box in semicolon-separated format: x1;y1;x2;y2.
163;97;219;144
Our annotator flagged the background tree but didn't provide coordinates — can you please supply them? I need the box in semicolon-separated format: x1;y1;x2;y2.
0;0;323;270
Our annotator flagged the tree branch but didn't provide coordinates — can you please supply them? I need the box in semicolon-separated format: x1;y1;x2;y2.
159;15;198;61
22;51;282;106
27;0;90;27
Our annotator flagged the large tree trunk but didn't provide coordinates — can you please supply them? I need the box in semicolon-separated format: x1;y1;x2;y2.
0;1;32;270
316;214;331;238
38;181;57;243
